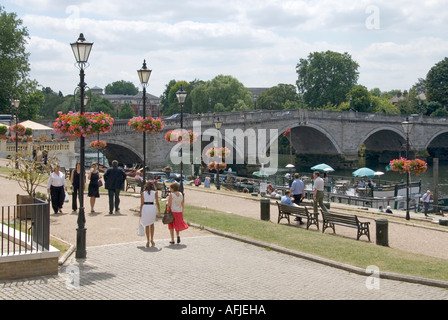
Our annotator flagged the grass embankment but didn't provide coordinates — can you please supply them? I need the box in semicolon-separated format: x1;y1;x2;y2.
184;205;448;283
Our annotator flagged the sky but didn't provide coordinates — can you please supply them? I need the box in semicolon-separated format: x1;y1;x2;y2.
3;0;448;97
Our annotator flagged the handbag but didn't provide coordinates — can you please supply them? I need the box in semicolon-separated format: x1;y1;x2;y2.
137;220;145;237
98;178;103;187
64;191;69;203
162;208;174;224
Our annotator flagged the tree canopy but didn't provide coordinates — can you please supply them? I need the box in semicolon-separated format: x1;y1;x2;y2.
296;50;359;108
104;80;139;95
426;57;448;108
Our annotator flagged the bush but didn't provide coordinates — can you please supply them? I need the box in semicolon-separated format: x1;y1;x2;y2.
0;125;7;135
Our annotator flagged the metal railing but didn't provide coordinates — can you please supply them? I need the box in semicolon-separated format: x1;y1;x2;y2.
1;198;50;256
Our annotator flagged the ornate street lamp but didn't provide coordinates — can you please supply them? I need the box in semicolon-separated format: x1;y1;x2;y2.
214;117;223;190
70;33;93;259
137;59;152;186
176;85;187;193
12;100;20;169
402;118;413;221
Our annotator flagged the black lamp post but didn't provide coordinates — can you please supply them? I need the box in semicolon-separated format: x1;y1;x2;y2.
402;118;413;221
70;33;93;259
176;85;187;194
137;59;152;187
12;99;19;168
214;117;223;190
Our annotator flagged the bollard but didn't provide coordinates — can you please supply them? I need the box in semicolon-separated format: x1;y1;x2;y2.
375;219;389;247
260;198;270;221
439;218;448;226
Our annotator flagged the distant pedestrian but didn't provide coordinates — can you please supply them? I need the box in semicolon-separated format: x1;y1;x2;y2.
140;181;160;247
204;176;211;188
70;162;84;214
385;206;393;214
88;163;101;213
167;182;188;244
421;190;431;217
290;173;305;223
47;165;67;214
104;160;126;215
313;171;329;215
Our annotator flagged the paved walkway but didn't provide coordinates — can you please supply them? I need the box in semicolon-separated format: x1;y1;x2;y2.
1;160;448;300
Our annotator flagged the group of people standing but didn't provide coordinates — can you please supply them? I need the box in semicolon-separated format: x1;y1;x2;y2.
47;160;127;215
47;160;189;248
280;171;330;224
139;181;188;247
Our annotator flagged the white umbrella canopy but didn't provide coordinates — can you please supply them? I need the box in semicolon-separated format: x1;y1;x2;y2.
311;163;335;172
352;167;375;178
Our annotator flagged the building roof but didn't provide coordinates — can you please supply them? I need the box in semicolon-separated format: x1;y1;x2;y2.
19;120;53;130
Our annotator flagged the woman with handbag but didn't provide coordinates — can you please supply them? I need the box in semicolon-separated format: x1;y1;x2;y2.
88;163;101;213
140;181;160;247
167;182;188;244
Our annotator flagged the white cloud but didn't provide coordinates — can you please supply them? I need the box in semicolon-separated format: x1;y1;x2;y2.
5;0;448;96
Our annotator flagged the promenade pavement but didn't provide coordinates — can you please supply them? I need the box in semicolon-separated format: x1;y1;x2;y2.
1;160;448;301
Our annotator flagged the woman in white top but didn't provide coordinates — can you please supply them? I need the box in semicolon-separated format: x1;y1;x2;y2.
140;181;160;247
47;165;67;214
167;182;189;244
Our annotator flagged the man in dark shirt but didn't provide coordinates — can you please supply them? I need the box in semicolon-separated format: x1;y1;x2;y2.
104;160;127;214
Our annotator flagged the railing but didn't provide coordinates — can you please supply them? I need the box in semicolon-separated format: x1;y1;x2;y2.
1;198;50;256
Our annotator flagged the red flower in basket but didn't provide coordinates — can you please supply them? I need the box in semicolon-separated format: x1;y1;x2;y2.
90;140;107;149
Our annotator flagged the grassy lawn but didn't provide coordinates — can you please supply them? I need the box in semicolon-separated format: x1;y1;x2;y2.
184;204;448;283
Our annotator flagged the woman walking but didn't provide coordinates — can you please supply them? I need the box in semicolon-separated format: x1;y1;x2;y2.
140;181;160;247
88;163;101;213
70;162;83;214
47;165;67;214
167;182;188;244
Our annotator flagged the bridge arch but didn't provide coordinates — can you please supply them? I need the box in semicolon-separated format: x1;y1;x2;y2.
279;124;342;155
425;130;448;160
359;126;405;152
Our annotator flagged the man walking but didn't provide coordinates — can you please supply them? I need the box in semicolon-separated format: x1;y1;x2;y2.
290;173;305;224
104;160;127;215
421;190;431;218
313;171;329;215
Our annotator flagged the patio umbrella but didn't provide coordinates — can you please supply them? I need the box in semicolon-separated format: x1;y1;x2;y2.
352;167;375;178
253;171;270;178
311;163;335;172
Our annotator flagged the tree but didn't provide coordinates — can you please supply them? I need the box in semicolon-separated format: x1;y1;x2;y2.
296;50;359;108
189;75;253;113
0;6;41;117
346;85;373;112
104;80;138;95
426;57;448;107
118;102;135;119
256;84;299;110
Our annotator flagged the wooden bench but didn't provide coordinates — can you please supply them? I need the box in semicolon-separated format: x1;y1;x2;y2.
276;202;319;230
126;176;141;193
321;210;371;241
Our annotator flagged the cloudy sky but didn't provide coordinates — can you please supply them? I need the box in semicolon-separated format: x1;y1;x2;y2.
3;0;448;97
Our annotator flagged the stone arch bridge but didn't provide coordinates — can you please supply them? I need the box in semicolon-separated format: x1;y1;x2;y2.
79;109;448;170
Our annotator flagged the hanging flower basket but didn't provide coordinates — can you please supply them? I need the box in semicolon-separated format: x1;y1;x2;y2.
9;135;26;143
90;140;107;149
389;158;427;175
128;116;164;134
165;129;198;144
207;161;227;171
9;124;26;135
53;111;114;138
205;147;230;159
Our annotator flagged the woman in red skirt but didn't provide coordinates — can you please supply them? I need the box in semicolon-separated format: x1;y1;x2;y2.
167;182;188;244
